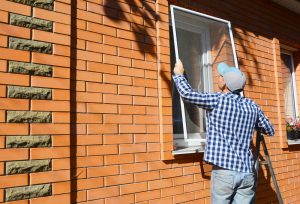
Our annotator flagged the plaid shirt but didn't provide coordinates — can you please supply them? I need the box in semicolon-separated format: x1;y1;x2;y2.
173;75;274;173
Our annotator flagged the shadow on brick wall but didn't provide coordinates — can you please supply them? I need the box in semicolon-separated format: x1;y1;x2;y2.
104;0;160;56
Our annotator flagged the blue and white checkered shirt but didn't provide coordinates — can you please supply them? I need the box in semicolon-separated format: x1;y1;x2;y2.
173;75;274;173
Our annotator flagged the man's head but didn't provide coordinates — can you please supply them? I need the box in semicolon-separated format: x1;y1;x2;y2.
217;62;246;93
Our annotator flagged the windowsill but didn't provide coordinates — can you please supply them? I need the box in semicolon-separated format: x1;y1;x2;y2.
172;145;205;155
287;139;300;145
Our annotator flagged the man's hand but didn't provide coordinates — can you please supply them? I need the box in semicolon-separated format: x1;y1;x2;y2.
174;59;184;75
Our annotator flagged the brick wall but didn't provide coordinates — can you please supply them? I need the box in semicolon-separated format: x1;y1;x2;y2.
0;0;300;203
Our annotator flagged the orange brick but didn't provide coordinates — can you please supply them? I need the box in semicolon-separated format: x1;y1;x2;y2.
135;152;160;162
87;41;117;55
54;1;71;14
0;124;29;135
77;113;103;124
103;94;132;104
103;54;131;66
33;30;70;45
87;62;117;74
0;47;30;62
103;134;133;144
52;89;70;100
0;162;3;174
103;114;132;124
119;125;146;133
0;188;3;202
32;52;70;67
119;48;144;60
135;189;161;202
52;158;70;170
52;181;71;194
119;143;146;154
117;29;144;42
77;49;103;62
77;70;102;82
87;22;117;36
30;147;70;159
120;163;148;174
133;78;157;88
105;174;133;186
0;11;8;23
77;9;102;24
87;103;117;113
0;35;7;47
103;35;131;49
118;105;146;115
33;7;70;24
105;195;134;204
103;16;130;30
31;76;69;89
149;197;173;204
86;2;105;15
53;66;70;78
133;96;158;106
0;148;28;161
87;124;118;134
31;193;70;204
120;182;147;195
52;135;70;147
104;154;134;165
134;134;160;143
0;174;28;188
30;124;70;135
87;145;118;156
148;179;172;190
53;44;71;57
161;168;183;179
54;22;71;35
0;60;7;72
161;186;184;197
0;98;29;110
87;165;119;178
30;170;71;185
118;66;145;77
52;112;71;123
77;156;104;167
31;100;70;111
118;85;145;96
76;92;102;103
87;186;119;200
135;171;160;182
103;74;132;85
86;82;117;93
1;0;31;16
134;115;159;124
77;177;104;191
174;191;195;203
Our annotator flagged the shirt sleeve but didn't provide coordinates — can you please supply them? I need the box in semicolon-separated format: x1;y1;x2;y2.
256;107;275;136
172;75;220;110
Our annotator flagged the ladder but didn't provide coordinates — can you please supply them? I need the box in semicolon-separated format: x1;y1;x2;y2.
254;130;283;204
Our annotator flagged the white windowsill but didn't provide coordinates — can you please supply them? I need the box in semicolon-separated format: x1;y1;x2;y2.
172;145;205;155
287;139;300;145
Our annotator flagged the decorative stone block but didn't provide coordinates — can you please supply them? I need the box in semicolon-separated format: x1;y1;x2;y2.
5;184;51;201
9;37;52;54
8;61;52;76
6;159;51;175
10;13;53;31
8;86;52;100
6;135;51;148
7;111;52;123
8;0;54;10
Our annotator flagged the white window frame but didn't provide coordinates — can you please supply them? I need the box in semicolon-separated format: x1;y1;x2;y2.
281;50;298;118
170;5;240;154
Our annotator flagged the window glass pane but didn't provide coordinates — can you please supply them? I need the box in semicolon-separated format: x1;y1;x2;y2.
281;53;296;118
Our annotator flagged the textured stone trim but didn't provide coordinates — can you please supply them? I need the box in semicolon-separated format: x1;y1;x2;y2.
6;135;51;148
8;61;52;76
6;159;51;175
5;184;52;201
8;86;52;100
10;13;53;31
8;0;54;10
9;37;52;54
7;111;52;123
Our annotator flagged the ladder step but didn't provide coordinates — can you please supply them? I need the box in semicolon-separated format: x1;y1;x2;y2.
259;161;268;165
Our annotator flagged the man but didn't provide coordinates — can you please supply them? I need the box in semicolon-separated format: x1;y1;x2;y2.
173;60;274;204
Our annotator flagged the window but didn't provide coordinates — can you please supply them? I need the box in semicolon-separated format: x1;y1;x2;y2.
170;5;239;154
281;50;299;144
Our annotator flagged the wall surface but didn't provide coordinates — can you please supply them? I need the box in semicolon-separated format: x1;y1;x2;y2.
0;0;300;203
